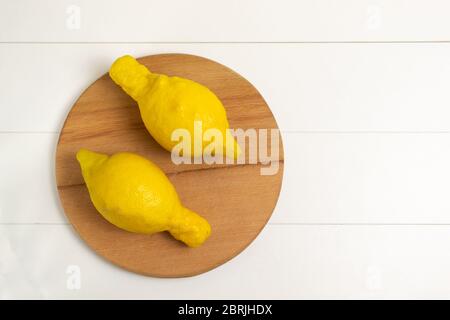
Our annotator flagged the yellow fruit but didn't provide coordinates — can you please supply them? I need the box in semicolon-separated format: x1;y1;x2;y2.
109;55;240;158
76;148;211;248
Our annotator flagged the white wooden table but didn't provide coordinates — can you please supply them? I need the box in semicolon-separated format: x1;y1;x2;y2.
2;0;450;299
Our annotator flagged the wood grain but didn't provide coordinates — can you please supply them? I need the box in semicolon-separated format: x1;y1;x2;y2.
55;54;284;277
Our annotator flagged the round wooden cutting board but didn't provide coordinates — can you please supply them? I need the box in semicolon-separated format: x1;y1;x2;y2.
55;53;284;277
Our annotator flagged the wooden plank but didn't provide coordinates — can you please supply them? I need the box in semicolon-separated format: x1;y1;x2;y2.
3;132;450;224
0;133;64;223
274;133;450;223
3;43;450;132
2;1;450;42
2;224;450;299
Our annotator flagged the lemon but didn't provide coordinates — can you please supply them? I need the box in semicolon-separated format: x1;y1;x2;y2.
76;149;211;247
109;55;240;158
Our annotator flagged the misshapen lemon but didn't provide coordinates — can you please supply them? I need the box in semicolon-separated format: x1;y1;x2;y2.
109;55;240;158
76;149;211;247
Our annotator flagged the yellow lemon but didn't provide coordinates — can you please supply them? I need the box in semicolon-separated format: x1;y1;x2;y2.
109;55;240;158
76;148;211;247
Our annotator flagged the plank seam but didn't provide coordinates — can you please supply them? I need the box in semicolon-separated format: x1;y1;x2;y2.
2;41;450;44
